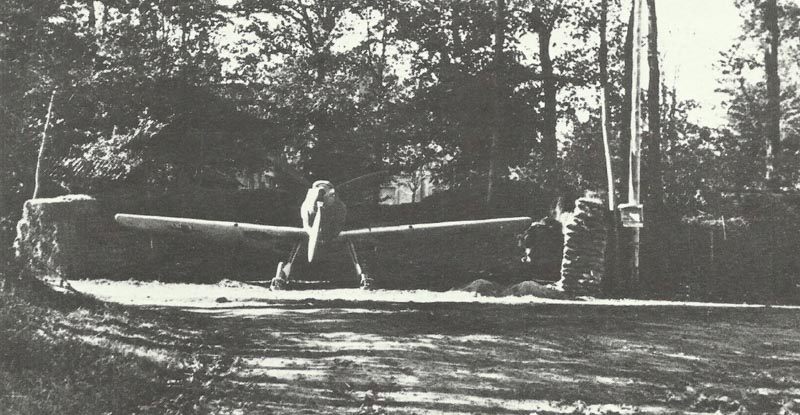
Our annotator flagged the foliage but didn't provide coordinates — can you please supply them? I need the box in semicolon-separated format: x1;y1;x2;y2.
1;0;237;205
1;0;639;206
2;0;800;302
3;0;796;208
59;112;166;192
0;292;201;414
714;0;800;191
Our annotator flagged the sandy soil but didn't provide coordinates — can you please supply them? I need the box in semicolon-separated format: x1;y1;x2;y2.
69;279;800;414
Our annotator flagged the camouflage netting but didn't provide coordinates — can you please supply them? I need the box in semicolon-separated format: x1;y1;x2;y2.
502;280;566;298
14;191;613;294
558;197;607;297
666;193;800;303
455;197;609;299
14;195;154;281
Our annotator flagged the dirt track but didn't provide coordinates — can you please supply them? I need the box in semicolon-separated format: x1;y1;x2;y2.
71;280;800;414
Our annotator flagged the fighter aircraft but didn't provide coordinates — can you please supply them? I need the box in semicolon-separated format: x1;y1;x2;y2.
115;165;532;290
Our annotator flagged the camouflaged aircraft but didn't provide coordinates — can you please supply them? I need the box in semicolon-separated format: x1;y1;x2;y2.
115;165;531;290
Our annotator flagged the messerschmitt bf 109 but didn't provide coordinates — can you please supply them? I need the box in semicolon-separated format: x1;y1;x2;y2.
115;164;532;290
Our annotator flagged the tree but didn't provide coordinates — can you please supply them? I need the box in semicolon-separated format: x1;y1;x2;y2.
386;142;449;203
234;0;396;182
718;0;800;190
619;5;635;203
391;0;497;187
518;0;628;196
763;0;781;189
0;0;95;286
525;1;565;181
642;0;665;286
0;0;101;216
65;0;233;191
487;0;507;204
598;0;619;295
599;0;615;210
643;0;663;209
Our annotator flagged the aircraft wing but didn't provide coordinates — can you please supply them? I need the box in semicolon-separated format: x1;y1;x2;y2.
338;217;532;241
115;214;307;247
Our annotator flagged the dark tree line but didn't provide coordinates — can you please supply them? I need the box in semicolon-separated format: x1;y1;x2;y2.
0;1;640;209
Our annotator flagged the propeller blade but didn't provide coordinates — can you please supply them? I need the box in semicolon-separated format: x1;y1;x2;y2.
307;204;322;262
267;155;310;187
337;171;389;193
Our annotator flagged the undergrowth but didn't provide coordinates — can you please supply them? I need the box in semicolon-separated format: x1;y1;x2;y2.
0;287;208;414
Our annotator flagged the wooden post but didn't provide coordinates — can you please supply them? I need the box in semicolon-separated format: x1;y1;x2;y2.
601;92;615;211
709;227;714;272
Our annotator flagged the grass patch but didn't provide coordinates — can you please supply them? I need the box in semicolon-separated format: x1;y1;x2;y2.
0;289;207;414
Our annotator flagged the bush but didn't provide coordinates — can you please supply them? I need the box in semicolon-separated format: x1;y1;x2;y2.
0;293;195;414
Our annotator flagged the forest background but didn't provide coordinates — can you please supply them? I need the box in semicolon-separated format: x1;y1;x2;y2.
2;0;800;303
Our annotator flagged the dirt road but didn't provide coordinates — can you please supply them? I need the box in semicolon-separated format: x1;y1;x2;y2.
71;280;800;414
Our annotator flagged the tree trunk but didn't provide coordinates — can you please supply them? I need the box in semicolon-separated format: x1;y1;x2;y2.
645;0;663;209
539;28;557;177
100;1;108;37
666;86;676;143
620;6;635;204
33;91;57;199
379;0;389;90
599;0;619;296
616;4;636;294
764;0;781;190
87;0;96;36
599;0;615;211
87;1;98;72
643;0;664;287
450;3;463;62
487;0;506;205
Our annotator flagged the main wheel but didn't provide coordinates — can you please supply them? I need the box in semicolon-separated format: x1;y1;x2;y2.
270;262;289;290
360;274;374;290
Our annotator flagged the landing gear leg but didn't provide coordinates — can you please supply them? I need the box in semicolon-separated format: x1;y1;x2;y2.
346;240;373;289
271;241;302;290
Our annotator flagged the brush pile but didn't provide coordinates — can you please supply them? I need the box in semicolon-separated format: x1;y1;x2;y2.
14;195;149;280
559;197;607;297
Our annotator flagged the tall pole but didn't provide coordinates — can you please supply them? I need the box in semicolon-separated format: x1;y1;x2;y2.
628;0;643;289
600;0;614;212
33;90;57;199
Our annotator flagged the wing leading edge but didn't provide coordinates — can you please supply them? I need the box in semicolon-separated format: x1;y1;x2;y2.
338;217;532;241
115;214;307;247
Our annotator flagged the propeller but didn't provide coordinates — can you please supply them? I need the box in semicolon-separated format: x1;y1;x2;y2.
266;155;310;188
267;154;389;205
337;171;389;193
336;170;389;206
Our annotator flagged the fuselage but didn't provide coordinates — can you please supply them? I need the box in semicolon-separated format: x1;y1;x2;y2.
300;180;347;261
